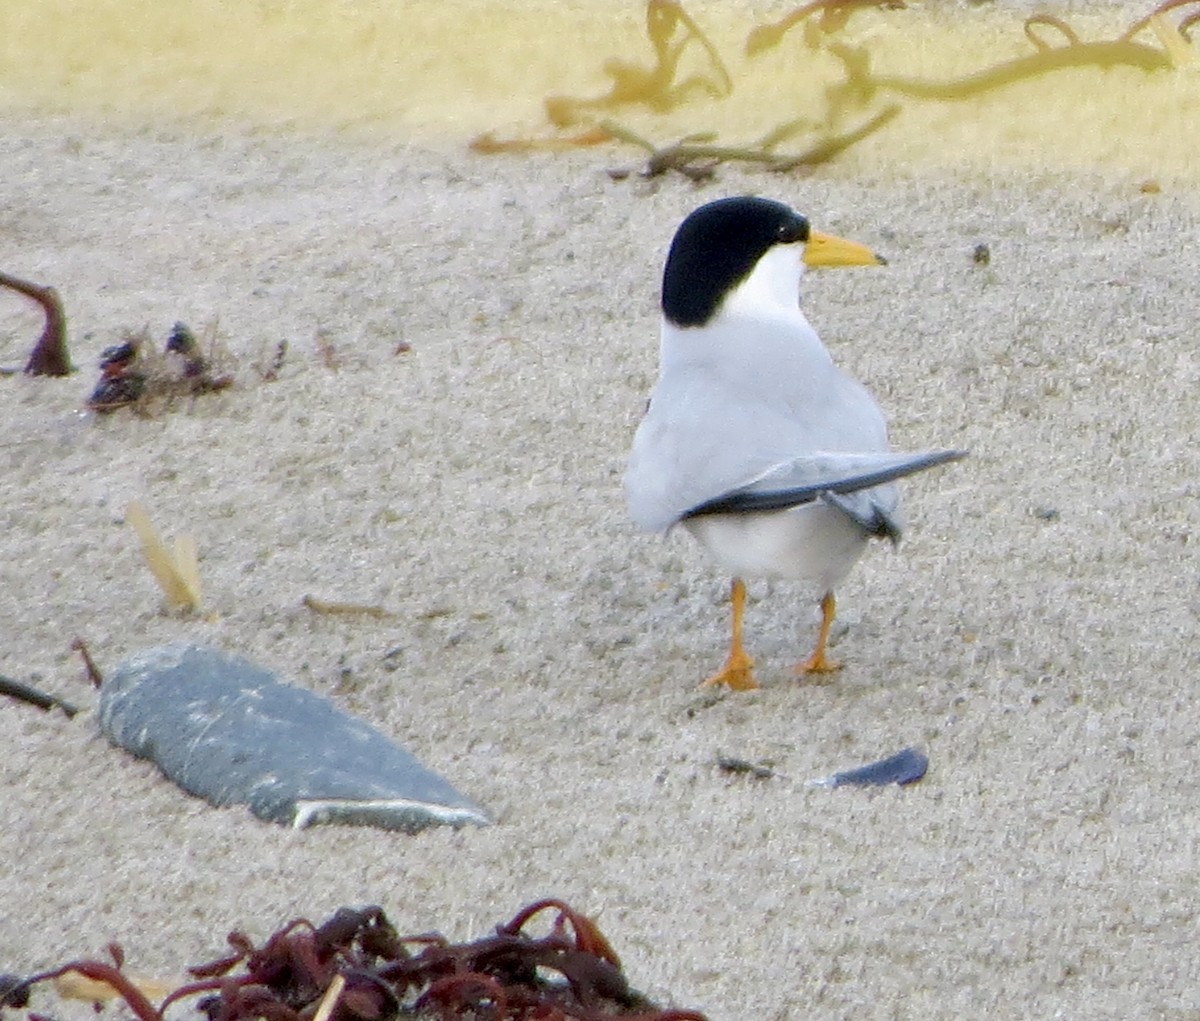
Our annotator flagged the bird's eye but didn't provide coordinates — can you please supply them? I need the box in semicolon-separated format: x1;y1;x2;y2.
776;218;807;244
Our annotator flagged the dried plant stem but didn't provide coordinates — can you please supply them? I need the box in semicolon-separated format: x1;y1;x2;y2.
126;502;202;612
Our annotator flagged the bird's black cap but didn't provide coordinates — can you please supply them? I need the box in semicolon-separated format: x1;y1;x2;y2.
661;196;809;328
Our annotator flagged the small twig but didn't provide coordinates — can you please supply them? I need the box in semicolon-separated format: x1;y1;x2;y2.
0;674;79;717
716;753;779;780
302;595;396;619
71;637;105;689
314;329;340;371
0;270;71;376
260;339;288;382
310;973;345;1021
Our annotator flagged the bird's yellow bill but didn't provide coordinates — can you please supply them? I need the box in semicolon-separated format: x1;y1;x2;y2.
804;231;883;268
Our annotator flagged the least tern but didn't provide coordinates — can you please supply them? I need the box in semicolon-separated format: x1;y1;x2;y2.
625;196;964;690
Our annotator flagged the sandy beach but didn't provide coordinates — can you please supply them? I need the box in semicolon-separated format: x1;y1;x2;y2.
4;2;1200;1017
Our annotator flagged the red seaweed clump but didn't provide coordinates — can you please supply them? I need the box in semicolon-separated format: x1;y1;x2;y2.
3;900;709;1021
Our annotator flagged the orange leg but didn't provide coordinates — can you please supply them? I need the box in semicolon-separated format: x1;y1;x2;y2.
702;578;759;691
796;591;842;676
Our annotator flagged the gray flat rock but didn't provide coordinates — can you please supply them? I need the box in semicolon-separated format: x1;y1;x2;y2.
97;643;490;832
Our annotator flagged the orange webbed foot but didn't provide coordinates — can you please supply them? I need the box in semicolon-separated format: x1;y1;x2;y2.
702;648;759;691
794;650;842;678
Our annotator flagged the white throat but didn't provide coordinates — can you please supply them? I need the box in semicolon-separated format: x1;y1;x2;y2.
720;244;806;323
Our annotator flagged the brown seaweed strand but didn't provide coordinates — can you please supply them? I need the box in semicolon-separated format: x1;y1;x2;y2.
833;37;1169;105
1120;0;1200;41
16;962;163;1021
413;972;509;1021
499;898;620;967
0;270;71;376
746;0;906;57
545;0;730;127
1024;14;1082;50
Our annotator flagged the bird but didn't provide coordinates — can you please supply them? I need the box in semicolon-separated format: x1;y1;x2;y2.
624;196;964;691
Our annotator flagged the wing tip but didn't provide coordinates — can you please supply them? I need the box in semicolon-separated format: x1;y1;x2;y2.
680;446;967;520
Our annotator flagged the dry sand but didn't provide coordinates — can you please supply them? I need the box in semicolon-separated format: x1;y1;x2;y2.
4;2;1200;1018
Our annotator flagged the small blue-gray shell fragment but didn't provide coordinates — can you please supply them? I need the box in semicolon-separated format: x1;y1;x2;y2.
814;747;929;789
97;643;490;833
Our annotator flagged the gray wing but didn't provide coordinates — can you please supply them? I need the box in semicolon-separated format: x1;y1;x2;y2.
626;393;965;535
684;449;967;516
625;352;964;534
